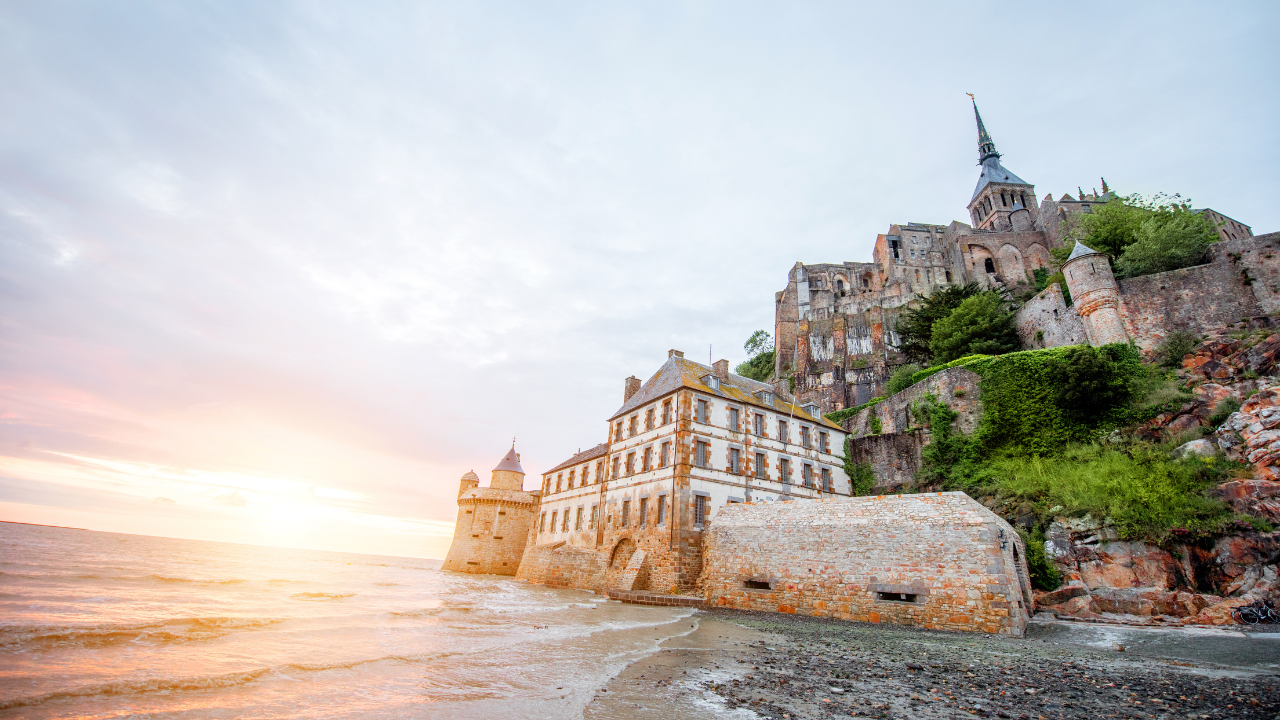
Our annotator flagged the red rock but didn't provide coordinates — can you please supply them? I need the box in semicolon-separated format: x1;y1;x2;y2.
1165;414;1203;434
1213;479;1280;502
1036;584;1088;607
1077;541;1182;591
1193;383;1234;412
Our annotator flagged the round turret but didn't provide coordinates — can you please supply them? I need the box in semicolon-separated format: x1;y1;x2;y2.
457;470;480;497
490;446;526;491
1063;242;1128;346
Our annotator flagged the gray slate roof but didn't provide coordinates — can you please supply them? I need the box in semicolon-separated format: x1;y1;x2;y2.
971;157;1031;201
1067;241;1100;261
493;446;524;474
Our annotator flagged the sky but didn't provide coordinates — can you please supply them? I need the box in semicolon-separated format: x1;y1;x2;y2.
2;1;1277;559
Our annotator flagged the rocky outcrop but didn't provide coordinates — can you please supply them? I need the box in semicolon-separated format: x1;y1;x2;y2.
1035;515;1280;625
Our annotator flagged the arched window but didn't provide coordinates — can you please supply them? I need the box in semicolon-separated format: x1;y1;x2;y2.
836;279;844;292
984;258;995;273
1001;191;1008;207
945;271;952;282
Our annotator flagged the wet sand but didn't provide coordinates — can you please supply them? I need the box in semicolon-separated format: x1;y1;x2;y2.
585;609;1280;719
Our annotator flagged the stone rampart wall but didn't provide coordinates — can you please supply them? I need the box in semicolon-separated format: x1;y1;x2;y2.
700;493;1033;636
1015;283;1085;349
842;367;982;438
1118;251;1264;351
440;497;534;576
514;540;606;590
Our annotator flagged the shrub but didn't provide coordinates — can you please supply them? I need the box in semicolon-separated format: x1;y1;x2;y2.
1208;397;1242;428
735;330;776;381
1154;331;1199;369
894;282;984;364
1114;210;1217;279
1051;344;1140;422
929;293;1020;364
824;396;884;425
885;364;922;395
868;414;883;435
846;454;876;497
1018;528;1062;591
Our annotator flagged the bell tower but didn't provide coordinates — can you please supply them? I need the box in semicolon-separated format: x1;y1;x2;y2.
966;100;1037;232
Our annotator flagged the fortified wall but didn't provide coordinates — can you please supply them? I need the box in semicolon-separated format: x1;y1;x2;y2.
701;492;1033;636
440;447;539;576
1018;232;1280;352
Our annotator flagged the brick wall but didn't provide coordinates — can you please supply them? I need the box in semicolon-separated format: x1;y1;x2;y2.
514;540;606;589
441;494;536;575
700;492;1033;636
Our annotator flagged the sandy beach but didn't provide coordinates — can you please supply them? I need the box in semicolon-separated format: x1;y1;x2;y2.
585;609;1280;719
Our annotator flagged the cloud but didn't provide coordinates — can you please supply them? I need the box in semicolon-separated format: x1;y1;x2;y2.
153;496;176;505
0;1;1275;557
215;491;248;507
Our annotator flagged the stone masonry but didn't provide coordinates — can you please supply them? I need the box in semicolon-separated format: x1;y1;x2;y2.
701;492;1033;636
440;447;538;575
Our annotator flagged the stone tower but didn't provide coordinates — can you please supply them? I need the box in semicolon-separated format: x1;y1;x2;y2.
440;445;539;576
966;100;1037;232
1063;241;1129;346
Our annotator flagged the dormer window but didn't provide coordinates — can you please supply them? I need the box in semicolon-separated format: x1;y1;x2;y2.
756;390;773;406
802;403;820;418
703;374;720;391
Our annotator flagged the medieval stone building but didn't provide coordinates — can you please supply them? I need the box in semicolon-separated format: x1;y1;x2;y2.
776;102;1254;413
440;446;538;575
515;350;850;593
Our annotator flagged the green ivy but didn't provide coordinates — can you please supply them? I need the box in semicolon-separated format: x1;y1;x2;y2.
844;450;875;497
1018;528;1062;591
824;396;885;425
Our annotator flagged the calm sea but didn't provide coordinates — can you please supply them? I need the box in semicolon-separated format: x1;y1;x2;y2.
0;522;698;719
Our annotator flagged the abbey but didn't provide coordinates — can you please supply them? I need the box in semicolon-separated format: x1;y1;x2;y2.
776;102;1256;414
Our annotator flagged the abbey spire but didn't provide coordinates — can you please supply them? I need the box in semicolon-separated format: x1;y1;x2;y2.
974;99;1000;164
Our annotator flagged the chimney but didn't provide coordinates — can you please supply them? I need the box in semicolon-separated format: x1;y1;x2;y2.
668;349;684;359
624;376;641;401
713;359;729;380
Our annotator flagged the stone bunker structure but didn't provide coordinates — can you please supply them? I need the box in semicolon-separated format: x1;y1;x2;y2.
440;446;539;575
701;492;1034;636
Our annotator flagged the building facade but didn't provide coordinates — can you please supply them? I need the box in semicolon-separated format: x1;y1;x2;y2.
440;447;538;575
775;101;1257;413
516;350;851;593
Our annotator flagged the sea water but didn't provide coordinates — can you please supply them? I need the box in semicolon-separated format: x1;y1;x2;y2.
0;522;698;718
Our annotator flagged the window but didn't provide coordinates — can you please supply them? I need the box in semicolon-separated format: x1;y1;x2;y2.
744;579;772;590
626;452;636;475
778;420;789;444
568;470;575;489
645;408;654;431
802;463;813;488
629;416;638;436
657;495;667;524
642;447;652;472
755;452;766;479
695;495;708;526
556;474;563;493
800;426;811;448
575;507;583;531
590;504;598;529
780;457;791;483
696;399;708;424
611;456;620;480
550;511;558;533
729;447;741;474
614;421;623;442
754;413;765;436
561;511;569;532
639;497;648;527
728;407;740;432
877;591;917;603
581;465;589;484
695;440;709;468
595;461;603;483
621;499;631;526
662;400;672;425
819;431;829;453
539;512;546;533
984;258;995;273
822;468;832;492
660;441;671;467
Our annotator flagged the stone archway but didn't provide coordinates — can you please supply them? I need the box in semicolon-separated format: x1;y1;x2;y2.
998;244;1027;283
609;538;636;568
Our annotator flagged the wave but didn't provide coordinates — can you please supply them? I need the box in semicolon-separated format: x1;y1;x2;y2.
288;589;353;599
0;651;457;711
0;617;281;651
148;574;247;585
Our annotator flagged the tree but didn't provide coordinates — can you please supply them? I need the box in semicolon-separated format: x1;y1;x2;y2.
734;330;776;382
885;363;922;395
1051;344;1139;421
929;292;1020;364
1067;195;1148;257
894;282;983;365
1113;209;1216;279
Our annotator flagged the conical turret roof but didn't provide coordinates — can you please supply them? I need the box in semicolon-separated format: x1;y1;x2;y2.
1067;241;1100;261
493;446;524;474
